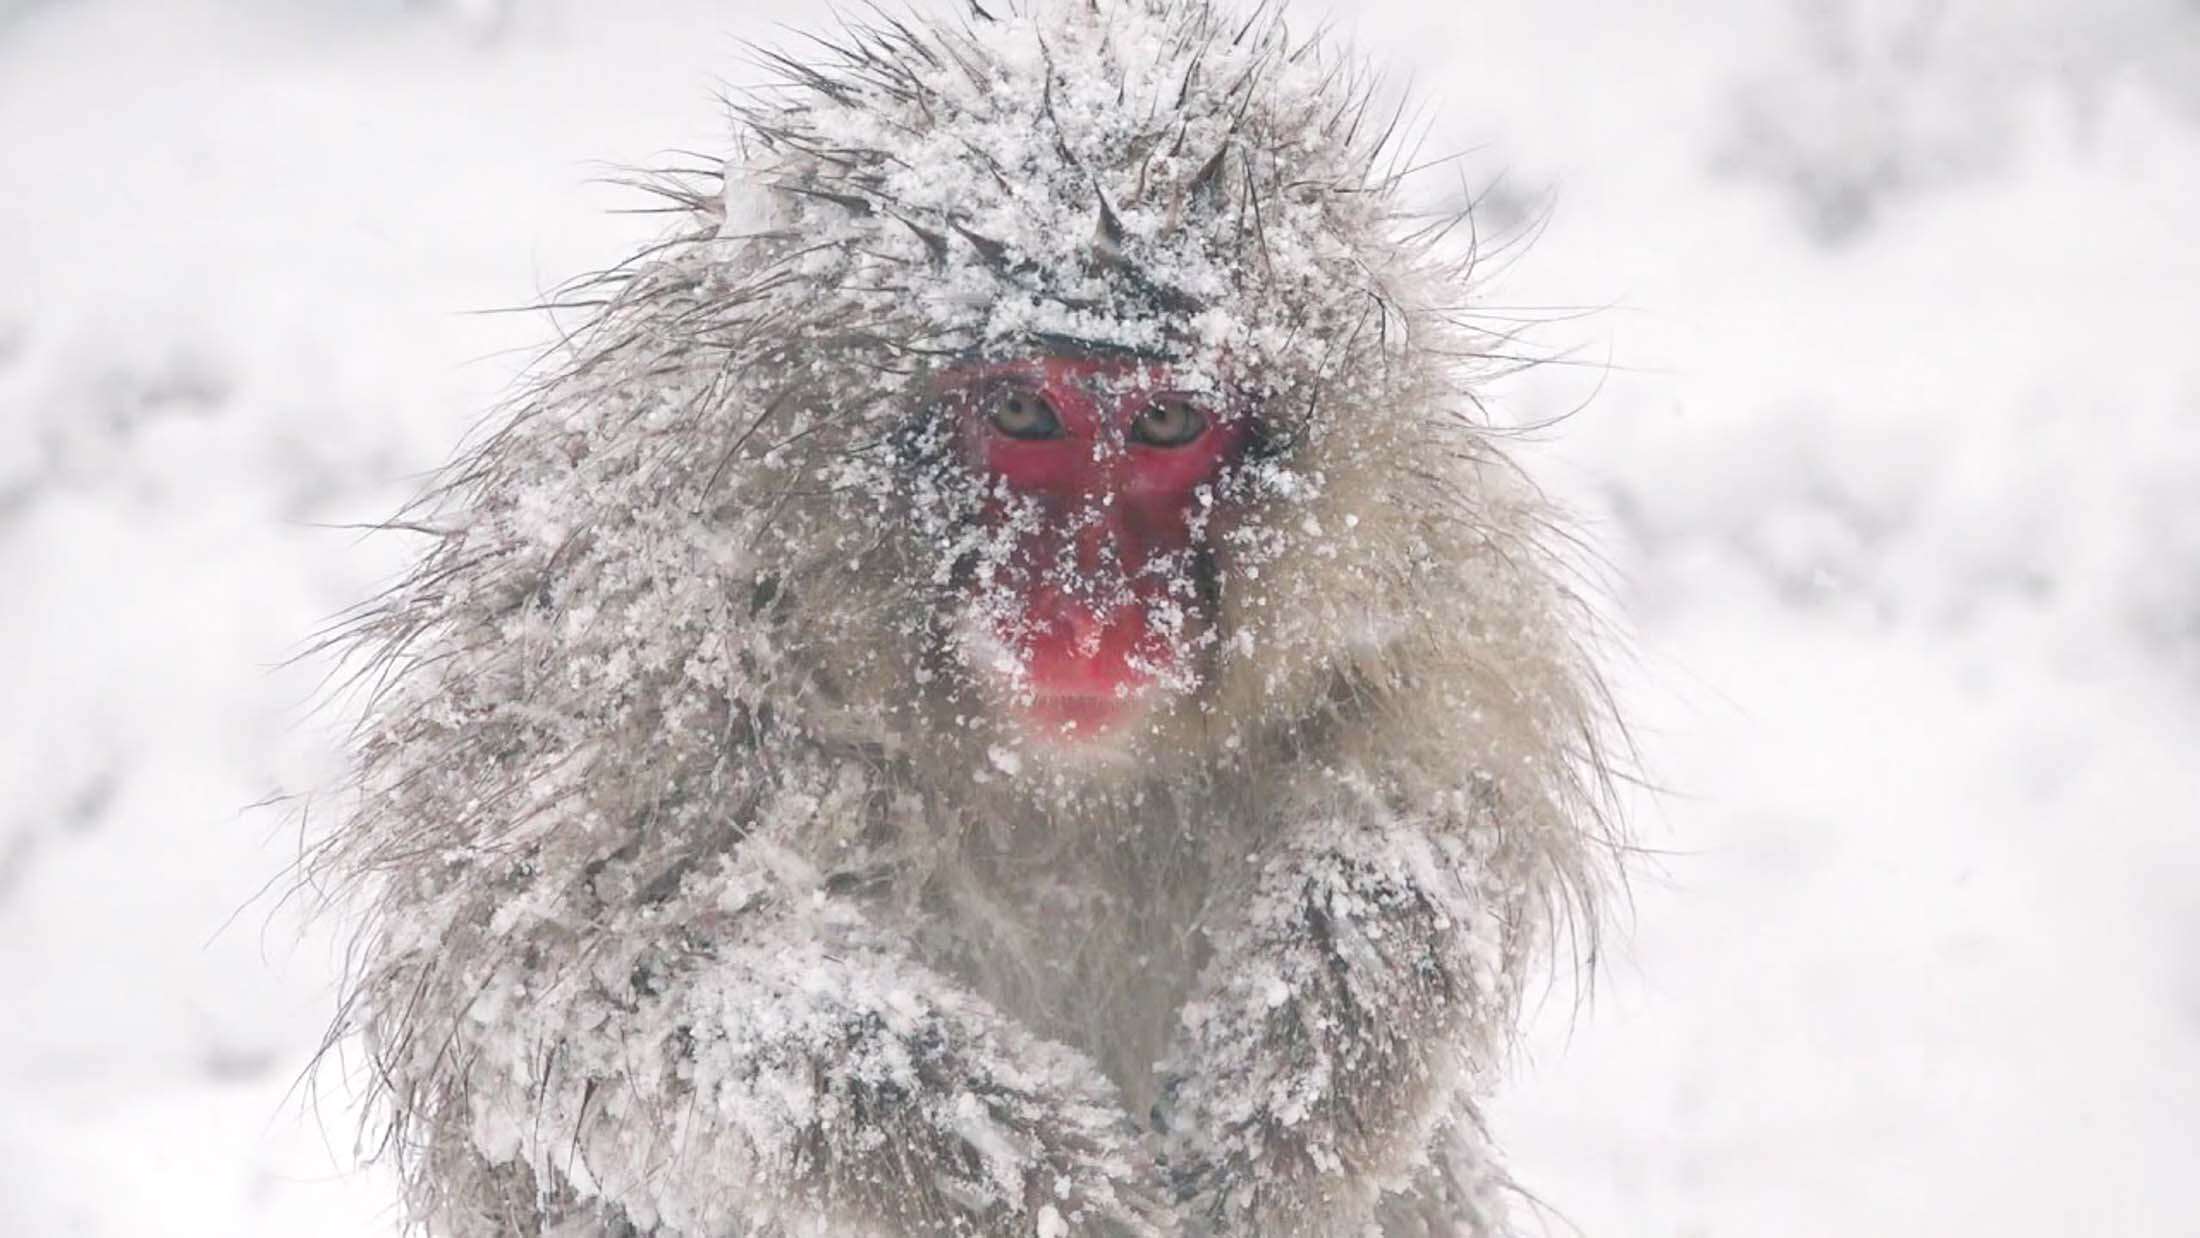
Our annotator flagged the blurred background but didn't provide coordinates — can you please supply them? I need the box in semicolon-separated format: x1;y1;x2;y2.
2;1;2196;1234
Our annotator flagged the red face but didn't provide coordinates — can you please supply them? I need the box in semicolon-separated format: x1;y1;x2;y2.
938;355;1252;741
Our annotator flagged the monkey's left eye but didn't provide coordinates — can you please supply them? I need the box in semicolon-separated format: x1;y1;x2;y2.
986;387;1065;440
1129;397;1208;448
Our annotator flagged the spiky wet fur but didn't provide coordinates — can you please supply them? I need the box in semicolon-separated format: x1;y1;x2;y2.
308;2;1622;1235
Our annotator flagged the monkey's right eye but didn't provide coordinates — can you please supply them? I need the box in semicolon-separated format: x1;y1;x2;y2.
986;388;1065;440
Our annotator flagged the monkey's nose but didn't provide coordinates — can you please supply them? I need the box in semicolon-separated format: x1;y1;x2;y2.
1026;586;1112;659
1069;502;1142;577
1016;586;1154;690
1058;604;1107;656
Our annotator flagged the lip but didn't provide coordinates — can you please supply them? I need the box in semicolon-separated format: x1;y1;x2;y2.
1016;690;1147;739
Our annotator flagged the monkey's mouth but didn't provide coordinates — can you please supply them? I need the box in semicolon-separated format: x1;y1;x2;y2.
1008;627;1172;742
1016;688;1151;740
955;602;1174;744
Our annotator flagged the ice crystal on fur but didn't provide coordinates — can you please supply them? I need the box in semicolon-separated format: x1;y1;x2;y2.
310;3;1621;1236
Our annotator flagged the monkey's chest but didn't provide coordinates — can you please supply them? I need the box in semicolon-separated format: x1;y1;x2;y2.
917;850;1212;1114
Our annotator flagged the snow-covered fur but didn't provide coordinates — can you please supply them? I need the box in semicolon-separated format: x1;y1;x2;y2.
311;2;1621;1235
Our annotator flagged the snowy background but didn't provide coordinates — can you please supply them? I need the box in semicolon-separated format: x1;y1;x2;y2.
3;0;2196;1234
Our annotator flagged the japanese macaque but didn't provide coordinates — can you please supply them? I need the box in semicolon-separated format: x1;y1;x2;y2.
313;3;1619;1236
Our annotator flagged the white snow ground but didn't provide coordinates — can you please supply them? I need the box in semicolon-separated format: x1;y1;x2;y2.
2;1;2196;1235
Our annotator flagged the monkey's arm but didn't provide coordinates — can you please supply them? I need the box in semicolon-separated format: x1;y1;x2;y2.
380;860;1172;1238
1155;816;1507;1237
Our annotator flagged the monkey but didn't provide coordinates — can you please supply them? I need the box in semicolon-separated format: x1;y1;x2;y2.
310;3;1620;1236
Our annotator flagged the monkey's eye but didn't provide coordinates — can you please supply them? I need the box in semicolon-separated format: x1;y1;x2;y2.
985;387;1065;440
1129;397;1209;448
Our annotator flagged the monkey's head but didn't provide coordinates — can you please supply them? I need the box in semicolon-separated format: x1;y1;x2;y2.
689;0;1508;788
338;0;1607;851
